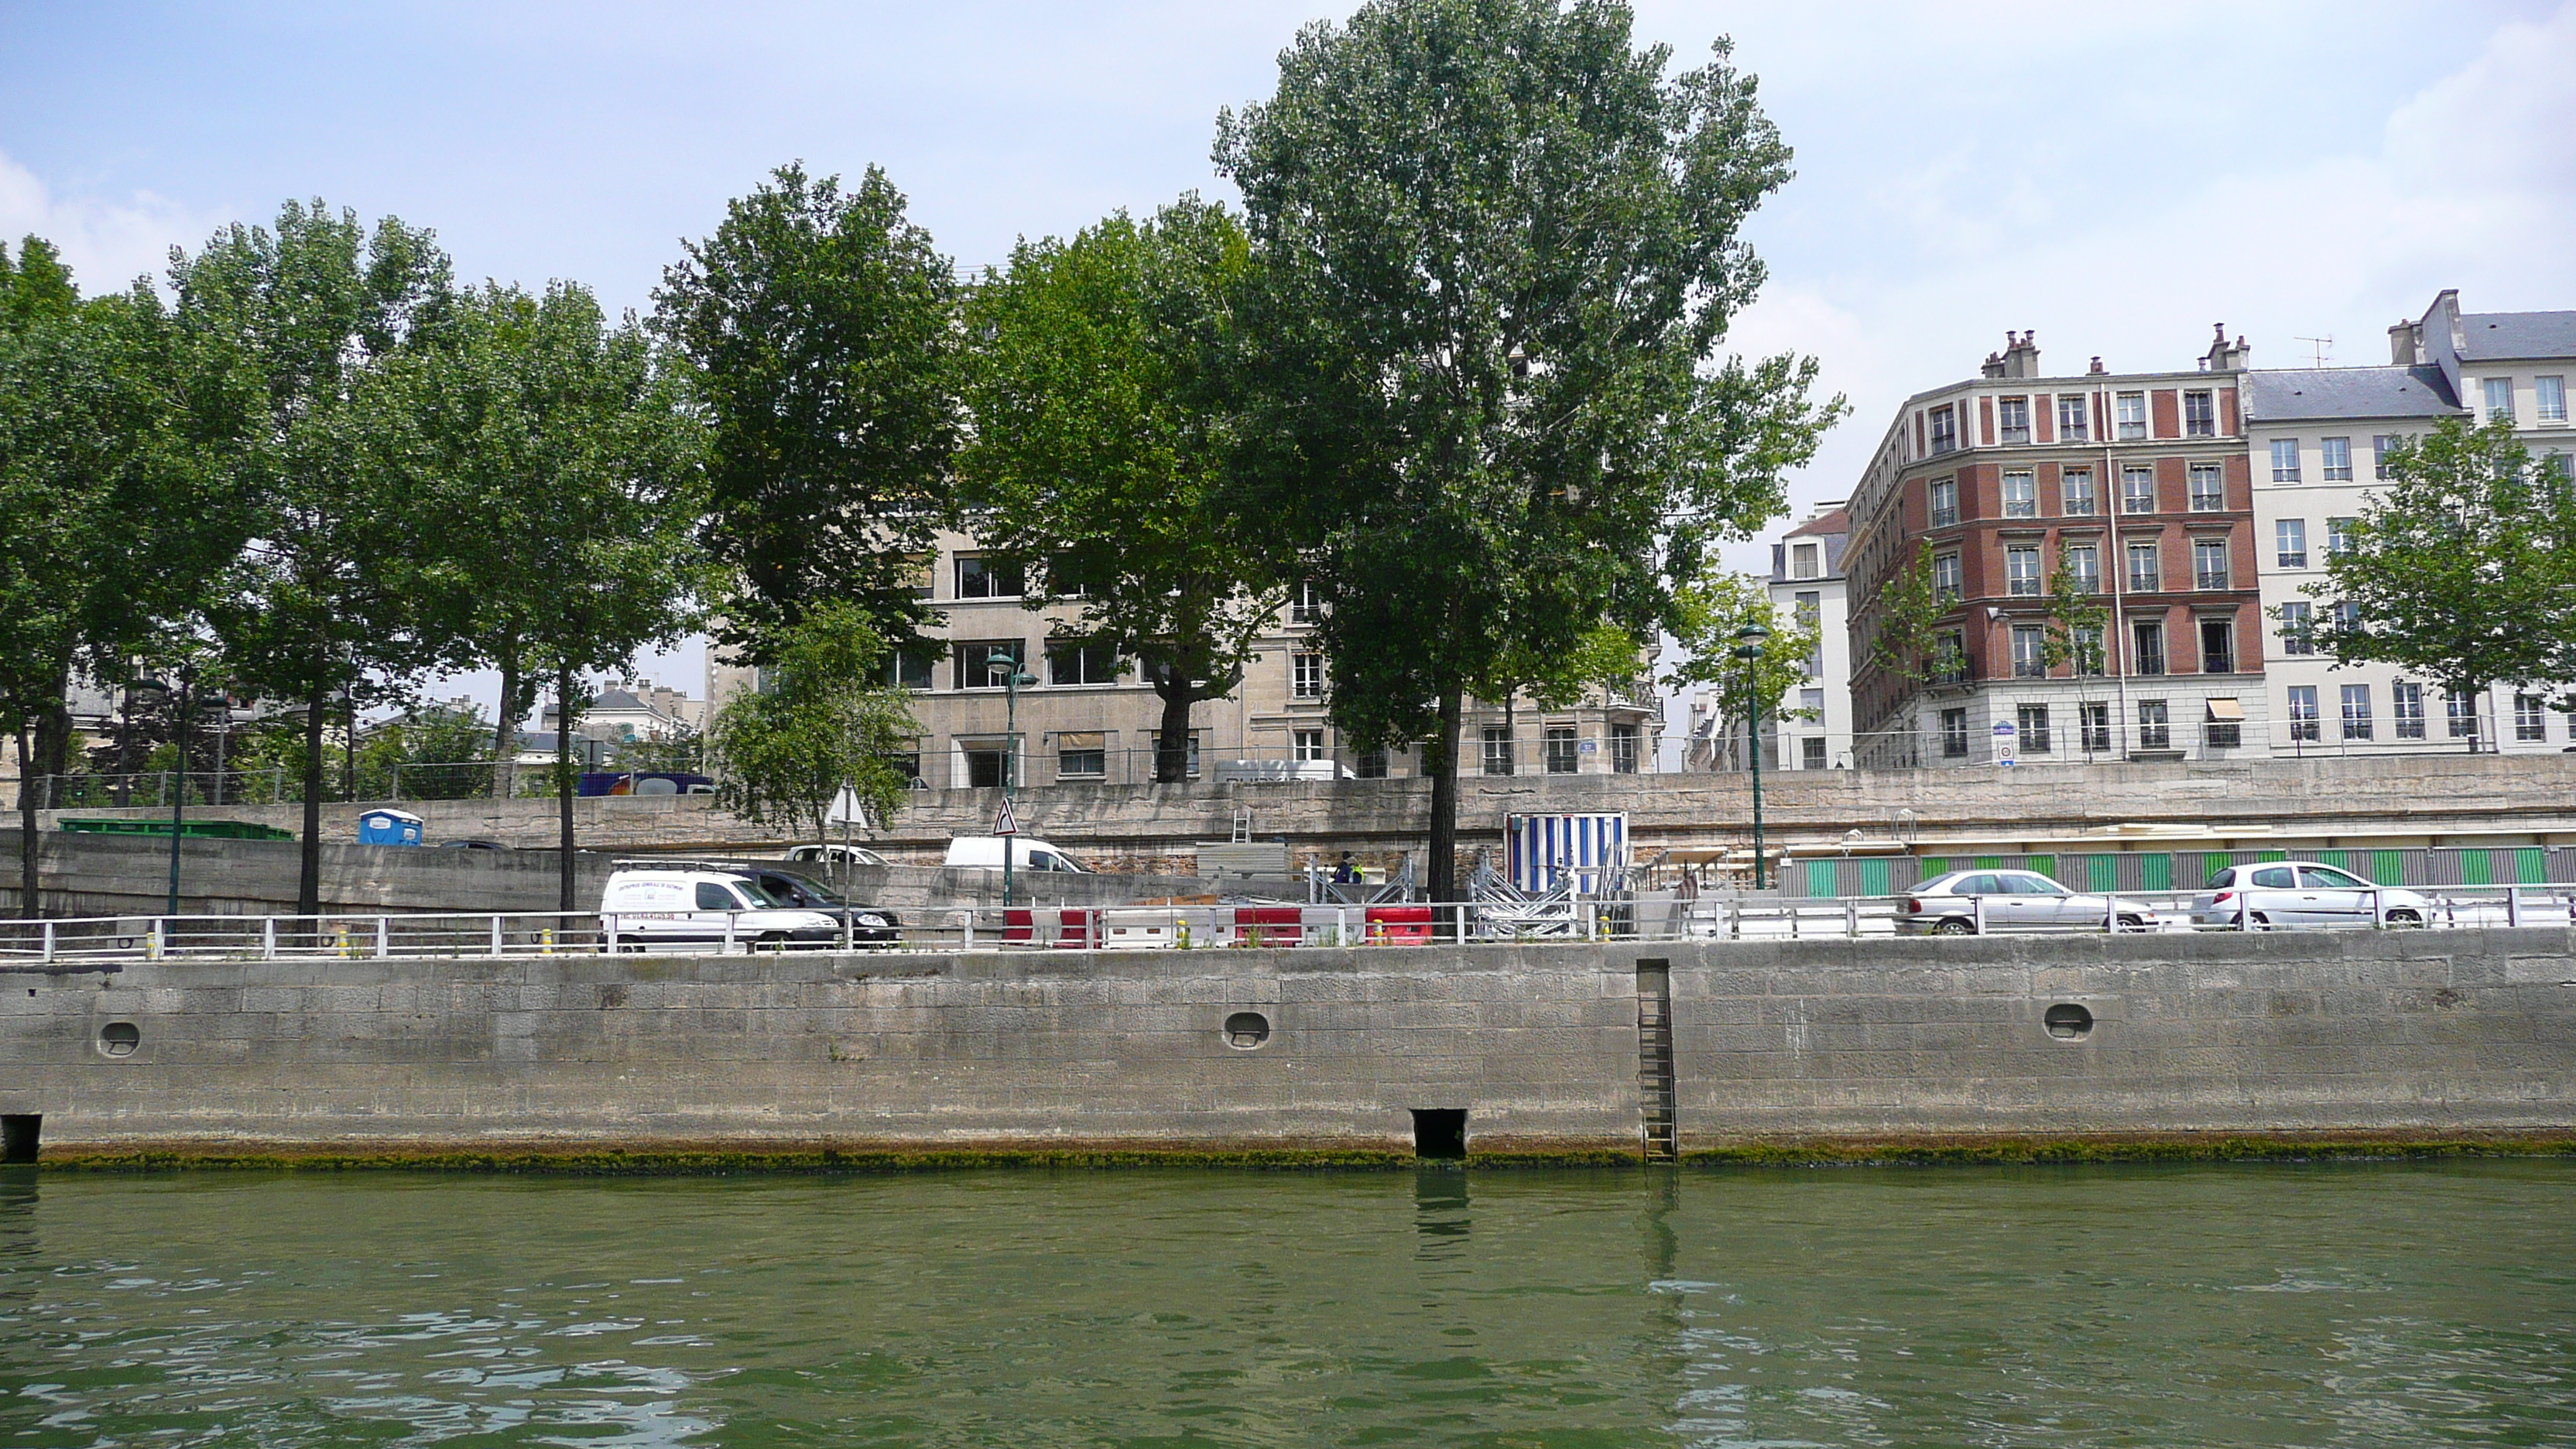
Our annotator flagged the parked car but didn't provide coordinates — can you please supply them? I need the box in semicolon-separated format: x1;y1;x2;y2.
598;866;842;951
2191;862;2430;929
1896;868;2158;934
944;835;1090;873
734;865;901;947
783;841;888;868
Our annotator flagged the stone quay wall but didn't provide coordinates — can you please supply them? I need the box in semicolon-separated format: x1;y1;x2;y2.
5;928;2571;1158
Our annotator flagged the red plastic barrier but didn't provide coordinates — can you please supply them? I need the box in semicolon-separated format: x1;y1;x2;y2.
1364;905;1434;945
1054;908;1094;949
1003;907;1034;944
1233;906;1303;947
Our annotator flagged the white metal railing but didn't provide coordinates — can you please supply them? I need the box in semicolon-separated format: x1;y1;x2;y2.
3;882;2573;964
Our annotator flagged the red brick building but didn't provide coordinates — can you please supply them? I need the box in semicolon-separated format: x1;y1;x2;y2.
1845;328;2267;767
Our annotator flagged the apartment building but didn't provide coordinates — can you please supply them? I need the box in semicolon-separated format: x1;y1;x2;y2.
1845;328;2266;768
1768;504;1853;770
2249;290;2575;755
709;527;1663;788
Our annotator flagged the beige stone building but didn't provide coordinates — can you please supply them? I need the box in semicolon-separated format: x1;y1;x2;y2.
708;528;1663;791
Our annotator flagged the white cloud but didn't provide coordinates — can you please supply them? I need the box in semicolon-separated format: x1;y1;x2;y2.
0;149;231;296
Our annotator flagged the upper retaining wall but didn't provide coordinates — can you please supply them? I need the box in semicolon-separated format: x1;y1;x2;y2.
6;928;2571;1154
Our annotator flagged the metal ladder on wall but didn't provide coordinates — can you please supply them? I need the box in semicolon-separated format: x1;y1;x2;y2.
1636;961;1677;1163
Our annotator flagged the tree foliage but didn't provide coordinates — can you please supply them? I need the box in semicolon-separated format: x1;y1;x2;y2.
957;199;1284;783
655;163;960;658
1861;545;1963;767
1215;0;1841;896
704;601;920;844
1666;571;1817;765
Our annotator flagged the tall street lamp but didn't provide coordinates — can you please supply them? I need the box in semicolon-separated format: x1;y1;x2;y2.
1732;621;1770;891
164;665;194;919
987;653;1040;909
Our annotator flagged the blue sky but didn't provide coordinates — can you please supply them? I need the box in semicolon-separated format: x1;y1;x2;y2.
5;0;2571;720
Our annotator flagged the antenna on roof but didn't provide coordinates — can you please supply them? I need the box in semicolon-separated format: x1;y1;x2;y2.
2294;335;2333;368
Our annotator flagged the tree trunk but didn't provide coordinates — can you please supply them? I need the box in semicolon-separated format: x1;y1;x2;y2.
1153;685;1195;783
16;724;39;920
1427;685;1464;909
35;664;72;803
557;665;578;915
297;690;326;920
493;647;519;800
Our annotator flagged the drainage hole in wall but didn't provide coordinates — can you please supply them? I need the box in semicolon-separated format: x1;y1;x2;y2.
2044;1003;2095;1040
1412;1108;1468;1160
98;1022;141;1057
1;1115;36;1165
1222;1012;1271;1050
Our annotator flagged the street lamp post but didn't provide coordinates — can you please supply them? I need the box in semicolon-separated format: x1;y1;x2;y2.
166;666;194;919
987;655;1040;909
1732;621;1771;892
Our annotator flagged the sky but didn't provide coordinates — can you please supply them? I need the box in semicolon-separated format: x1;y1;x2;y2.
5;0;2572;735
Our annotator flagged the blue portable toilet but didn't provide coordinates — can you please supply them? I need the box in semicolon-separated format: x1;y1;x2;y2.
357;807;424;846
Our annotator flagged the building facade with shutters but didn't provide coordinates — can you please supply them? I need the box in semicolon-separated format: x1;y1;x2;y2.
1844;327;2269;769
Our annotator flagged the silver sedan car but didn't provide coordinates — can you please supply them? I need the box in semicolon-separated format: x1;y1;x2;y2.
1896;868;2160;935
2190;861;2431;929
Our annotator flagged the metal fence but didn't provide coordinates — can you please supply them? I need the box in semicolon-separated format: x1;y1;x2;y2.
1783;844;2576;900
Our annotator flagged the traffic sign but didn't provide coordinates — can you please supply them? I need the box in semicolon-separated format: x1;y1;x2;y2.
994;797;1019;836
825;783;865;826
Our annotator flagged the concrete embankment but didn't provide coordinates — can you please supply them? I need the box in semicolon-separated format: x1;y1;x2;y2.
5;929;2573;1166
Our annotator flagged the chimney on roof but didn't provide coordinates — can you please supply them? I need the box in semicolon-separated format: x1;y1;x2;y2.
2088;355;2105;375
1981;350;2006;379
1995;330;2040;379
2388;320;2423;365
2203;324;2249;372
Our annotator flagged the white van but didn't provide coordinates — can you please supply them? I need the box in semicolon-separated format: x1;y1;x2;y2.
598;866;842;951
944;835;1090;873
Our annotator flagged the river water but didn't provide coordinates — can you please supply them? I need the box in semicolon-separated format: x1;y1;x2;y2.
1;1160;2570;1446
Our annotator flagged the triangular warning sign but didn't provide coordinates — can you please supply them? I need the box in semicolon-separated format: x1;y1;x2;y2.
994;797;1019;836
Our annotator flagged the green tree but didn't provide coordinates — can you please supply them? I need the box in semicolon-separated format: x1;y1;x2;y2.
2307;416;2569;741
1860;546;1964;768
1667;572;1818;768
173;200;454;918
957;200;1284;783
654;163;960;659
1215;0;1841;899
351;702;493;800
611;721;704;774
704;601;920;844
2039;553;2108;753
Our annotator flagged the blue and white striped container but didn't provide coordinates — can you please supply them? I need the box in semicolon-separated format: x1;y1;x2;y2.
1506;813;1629;894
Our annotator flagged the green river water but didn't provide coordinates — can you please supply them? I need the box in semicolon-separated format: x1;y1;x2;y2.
1;1160;2570;1446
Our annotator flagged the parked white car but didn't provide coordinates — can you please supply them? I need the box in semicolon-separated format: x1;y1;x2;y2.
783;842;888;868
1896;868;2158;934
2191;862;2430;929
944;835;1090;873
598;867;842;951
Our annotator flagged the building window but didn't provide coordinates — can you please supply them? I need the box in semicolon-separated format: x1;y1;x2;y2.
2287;686;2320;742
2268;439;2300;482
2278;601;2314;656
1290;581;1326;624
1800;737;1828;769
954;555;1025;599
2484;377;2515;423
2338;685;2373;741
1046;639;1122;686
2372;435;2400;479
1291;653;1326;699
2062;468;2096;516
2199;617;2235;674
2539;376;2567;424
957;640;1025;690
2131;618;2167;676
2184;390;2215;437
1793;591;1821;630
882;649;934;691
2079;701;2112;753
2516;694;2548;742
2121;466;2156;514
2276;519;2307;569
2007;545;2041;596
1482;727;1513;776
1792;542;1822;579
1055;732;1107;779
2137;699;2170;751
2064;543;2099;594
2394;682;2425;739
2447;687;2478;740
1293;728;1327;762
2071;624;2105;676
2206;708;2242;749
2115;391;2147;440
1355;748;1389;779
1999;396;2030;444
1543;727;1579;774
2188;464;2225;512
2002;470;2037;517
1930;405;1958;454
2017;704;2052;753
1941;707;1969;758
2011;625;2047;677
2126;541;2161;593
1934;551;1962;602
1929;477;1959;528
2193;539;2229;591
2327;516;2358;558
1610;722;1640;774
2321;437;2353;481
2057;394;2089;442
2331;598;2359;632
1934;629;1968;683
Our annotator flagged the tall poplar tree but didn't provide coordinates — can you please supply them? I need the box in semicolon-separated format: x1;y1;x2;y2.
1216;0;1840;899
